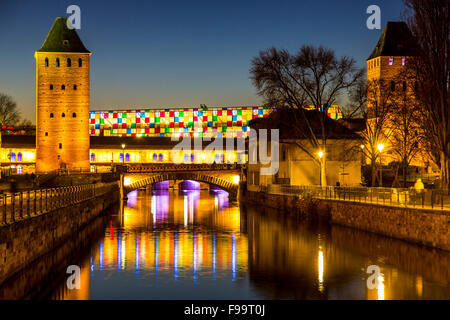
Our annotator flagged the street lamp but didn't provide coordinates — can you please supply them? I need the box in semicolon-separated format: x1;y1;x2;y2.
318;151;324;186
377;144;384;187
121;144;126;164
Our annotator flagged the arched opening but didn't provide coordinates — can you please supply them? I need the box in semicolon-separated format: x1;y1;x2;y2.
73;84;77;90
158;153;163;162
56;58;60;67
17;166;23;174
62;113;65;118
153;153;157;162
59;143;62;149
45;58;49;67
125;153;130;162
72;112;77;118
78;58;82;67
61;85;65;90
49;84;53;90
17;152;22;162
50;113;54;118
67;58;71;67
10;152;16;162
90;153;95;162
119;153;124;162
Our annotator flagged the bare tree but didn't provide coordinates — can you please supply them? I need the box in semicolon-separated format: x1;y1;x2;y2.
360;79;394;186
250;45;363;186
0;93;21;126
403;0;450;189
389;74;423;187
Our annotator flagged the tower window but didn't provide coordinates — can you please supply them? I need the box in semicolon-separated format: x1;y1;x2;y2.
45;58;49;67
49;84;53;90
50;113;54;118
67;58;71;67
45;132;48;136
59;143;62;149
73;84;77;90
61;85;65;90
56;58;60;67
402;57;406;66
78;58;82;67
72;112;77;118
391;81;396;92
62;113;65;118
389;57;393;66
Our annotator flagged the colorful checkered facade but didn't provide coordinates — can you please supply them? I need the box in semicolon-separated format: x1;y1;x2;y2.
89;105;342;138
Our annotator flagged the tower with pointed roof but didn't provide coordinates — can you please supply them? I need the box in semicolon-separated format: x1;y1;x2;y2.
366;21;417;117
35;17;91;173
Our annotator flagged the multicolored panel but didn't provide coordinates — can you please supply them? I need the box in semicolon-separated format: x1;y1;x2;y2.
89;106;272;138
89;105;342;137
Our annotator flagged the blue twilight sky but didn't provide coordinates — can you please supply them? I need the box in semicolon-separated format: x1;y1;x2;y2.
0;0;406;123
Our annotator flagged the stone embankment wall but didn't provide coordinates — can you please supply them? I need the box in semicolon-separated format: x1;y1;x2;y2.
0;184;119;285
241;190;450;251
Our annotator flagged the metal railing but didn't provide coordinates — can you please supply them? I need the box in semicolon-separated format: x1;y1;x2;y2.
262;185;450;211
0;182;118;226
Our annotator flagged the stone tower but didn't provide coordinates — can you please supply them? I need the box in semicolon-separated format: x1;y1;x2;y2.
366;21;417;117
35;17;91;173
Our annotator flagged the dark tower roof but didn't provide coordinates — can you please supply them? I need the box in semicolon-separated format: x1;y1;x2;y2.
37;17;90;53
368;21;417;60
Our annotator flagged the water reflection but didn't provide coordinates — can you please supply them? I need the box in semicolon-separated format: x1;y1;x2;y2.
3;188;449;300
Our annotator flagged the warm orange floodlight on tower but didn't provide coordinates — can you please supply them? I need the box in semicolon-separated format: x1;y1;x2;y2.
35;17;91;173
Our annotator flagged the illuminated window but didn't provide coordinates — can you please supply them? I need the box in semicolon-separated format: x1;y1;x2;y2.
67;58;71;67
50;113;54;118
90;153;95;162
72;112;76;118
389;57;393;66
402;57;406;66
17;166;23;174
190;154;194;162
56;58;60;67
50;84;53;90
10;152;15;162
78;58;82;67
45;58;49;67
17;152;22;162
61;85;65;90
125;153;130;162
73;84;77;90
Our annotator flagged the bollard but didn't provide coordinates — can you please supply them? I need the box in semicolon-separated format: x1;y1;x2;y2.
19;192;23;220
2;194;6;224
11;193;15;222
27;191;30;217
34;190;37;215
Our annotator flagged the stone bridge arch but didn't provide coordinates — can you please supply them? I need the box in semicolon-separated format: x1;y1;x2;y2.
123;172;239;199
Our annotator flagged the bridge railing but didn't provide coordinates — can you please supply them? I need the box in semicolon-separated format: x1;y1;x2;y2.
0;182;118;226
126;163;241;173
262;184;450;211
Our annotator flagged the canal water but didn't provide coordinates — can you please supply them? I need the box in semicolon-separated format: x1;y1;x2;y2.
3;188;450;299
